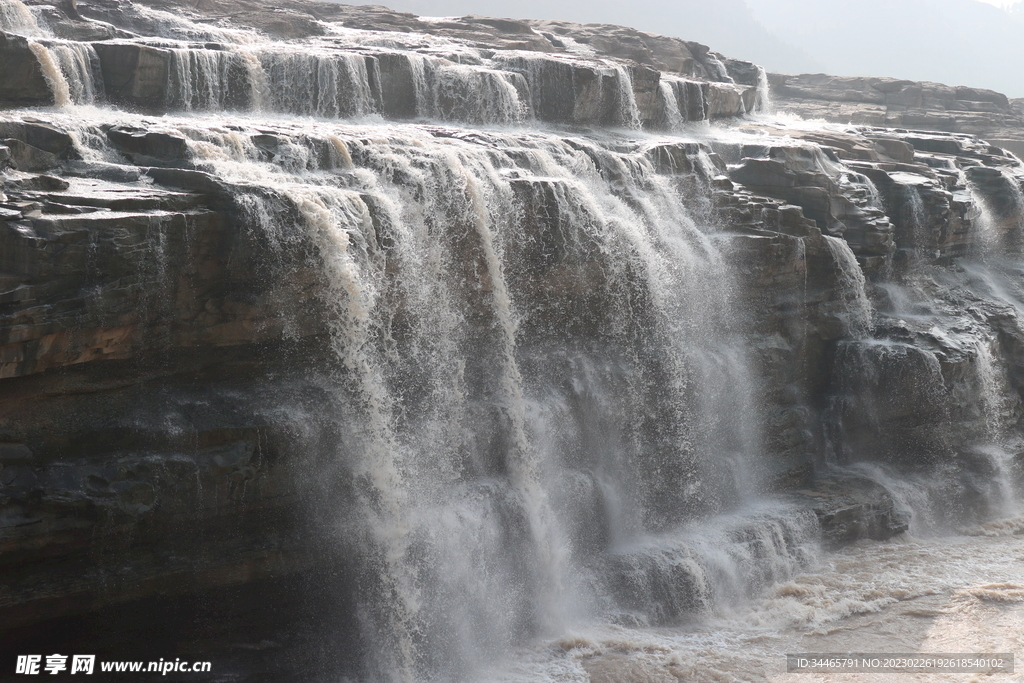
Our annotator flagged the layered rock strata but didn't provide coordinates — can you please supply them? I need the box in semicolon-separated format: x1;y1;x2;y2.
1;0;1024;679
5;0;766;126
770;72;1024;158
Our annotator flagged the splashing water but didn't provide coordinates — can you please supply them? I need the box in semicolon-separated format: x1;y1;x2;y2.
0;0;41;36
3;0;101;106
5;3;1024;680
658;81;684;130
754;65;773;115
47;41;103;105
27;41;72;106
824;235;873;336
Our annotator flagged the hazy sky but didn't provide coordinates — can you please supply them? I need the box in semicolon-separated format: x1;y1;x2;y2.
364;0;1024;97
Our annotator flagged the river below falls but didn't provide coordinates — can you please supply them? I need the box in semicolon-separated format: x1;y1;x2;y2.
476;520;1024;683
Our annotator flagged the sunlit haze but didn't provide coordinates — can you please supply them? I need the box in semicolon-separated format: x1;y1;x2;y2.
358;0;1024;96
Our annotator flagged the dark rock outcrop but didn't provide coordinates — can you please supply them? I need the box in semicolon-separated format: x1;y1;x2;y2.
0;32;53;106
0;108;937;651
91;42;172;110
4;0;1024;677
792;475;910;548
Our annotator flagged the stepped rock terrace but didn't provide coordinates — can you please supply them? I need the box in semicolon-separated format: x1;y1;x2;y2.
2;0;1024;681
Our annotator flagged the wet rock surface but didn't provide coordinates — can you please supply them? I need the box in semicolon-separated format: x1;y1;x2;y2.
3;0;765;125
2;0;1024;678
790;475;910;548
771;72;1024;158
0;31;53;106
3;114;1015;638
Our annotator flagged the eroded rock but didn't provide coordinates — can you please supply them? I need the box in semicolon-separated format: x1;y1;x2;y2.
0;32;53;106
792;475;910;548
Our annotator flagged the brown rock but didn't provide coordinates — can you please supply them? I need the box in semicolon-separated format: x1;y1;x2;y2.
0;32;53;107
92;42;172;110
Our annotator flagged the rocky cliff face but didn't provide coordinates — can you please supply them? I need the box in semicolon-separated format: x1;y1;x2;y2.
3;1;1024;680
770;72;1024;158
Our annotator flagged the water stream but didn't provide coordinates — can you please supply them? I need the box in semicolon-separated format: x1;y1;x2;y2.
3;0;1024;680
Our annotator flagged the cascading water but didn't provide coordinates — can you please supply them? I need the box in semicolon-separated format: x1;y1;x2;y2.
134;110;815;679
169;47;247;111
46;41;103;105
6;2;1024;681
1003;171;1024;251
967;166;1024;255
754;65;773;114
258;49;380;118
0;0;102;105
823;235;873;336
26;40;74;106
0;0;40;35
903;183;927;256
659;78;709;126
611;63;642;130
410;58;527;125
658;81;685;130
840;170;883;211
59;108;784;678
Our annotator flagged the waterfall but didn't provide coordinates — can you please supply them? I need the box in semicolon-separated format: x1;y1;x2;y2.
0;0;40;35
969;445;1022;520
6;10;712;129
168;47;245;111
859;173;883;209
755;65;774;114
968;341;1022;523
659;78;708;122
689;81;709;121
23;40;104;106
27;41;72;106
824;235;873;336
658;81;684;130
905;184;927;252
840;171;883;211
1005;171;1024;251
127;113;795;677
704;52;733;83
155;44;532;122
966;167;1024;255
413;59;527;125
611;63;642;130
9;3;1024;681
827;338;947;472
968;179;999;255
3;0;101;106
47;41;103;105
259;49;378;118
491;52;644;127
